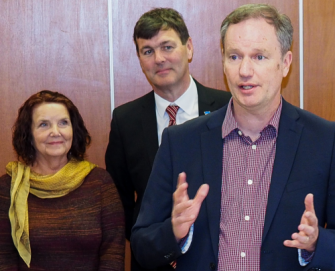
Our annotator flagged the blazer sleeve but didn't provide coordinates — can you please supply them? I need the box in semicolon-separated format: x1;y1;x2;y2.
304;137;335;270
131;128;182;269
105;109;135;240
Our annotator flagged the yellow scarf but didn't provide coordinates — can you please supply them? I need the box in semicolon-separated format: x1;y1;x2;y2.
6;160;97;267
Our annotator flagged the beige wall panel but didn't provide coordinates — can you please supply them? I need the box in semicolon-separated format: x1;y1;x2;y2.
304;0;335;120
112;0;300;109
0;0;110;175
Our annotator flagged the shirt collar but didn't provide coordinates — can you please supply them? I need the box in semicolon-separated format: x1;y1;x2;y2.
222;97;283;139
154;75;197;118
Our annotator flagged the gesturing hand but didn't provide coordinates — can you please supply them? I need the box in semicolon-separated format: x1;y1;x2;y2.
283;193;319;252
171;172;209;242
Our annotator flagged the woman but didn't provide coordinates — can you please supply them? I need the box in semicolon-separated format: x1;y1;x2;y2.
0;90;125;270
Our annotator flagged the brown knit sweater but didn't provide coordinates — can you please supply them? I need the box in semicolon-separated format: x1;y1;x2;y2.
0;167;125;271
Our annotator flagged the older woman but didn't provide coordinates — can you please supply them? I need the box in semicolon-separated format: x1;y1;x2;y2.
0;90;125;270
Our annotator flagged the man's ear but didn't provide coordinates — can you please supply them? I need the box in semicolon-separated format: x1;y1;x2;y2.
282;50;292;78
186;37;194;62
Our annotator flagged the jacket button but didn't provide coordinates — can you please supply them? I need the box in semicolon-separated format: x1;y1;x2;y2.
209;262;216;270
164;252;174;259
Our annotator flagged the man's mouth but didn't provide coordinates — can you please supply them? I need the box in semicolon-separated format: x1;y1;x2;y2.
156;68;171;74
239;84;256;90
241;85;253;90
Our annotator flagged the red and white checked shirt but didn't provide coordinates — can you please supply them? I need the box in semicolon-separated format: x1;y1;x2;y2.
217;99;282;270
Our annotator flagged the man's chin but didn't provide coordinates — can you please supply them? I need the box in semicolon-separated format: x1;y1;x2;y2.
152;78;177;89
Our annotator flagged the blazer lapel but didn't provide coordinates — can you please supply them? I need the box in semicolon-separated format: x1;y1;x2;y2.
262;100;303;242
141;92;159;166
196;80;216;116
201;107;227;262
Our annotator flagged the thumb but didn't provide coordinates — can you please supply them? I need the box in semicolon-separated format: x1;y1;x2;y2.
193;184;209;205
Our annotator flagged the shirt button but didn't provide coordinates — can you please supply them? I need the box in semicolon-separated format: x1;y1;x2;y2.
245;215;250;221
252;145;257;150
238;130;242;136
241;252;246;258
248;179;253;185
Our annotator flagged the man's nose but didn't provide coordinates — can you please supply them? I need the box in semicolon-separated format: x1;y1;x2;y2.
239;57;254;77
154;50;166;63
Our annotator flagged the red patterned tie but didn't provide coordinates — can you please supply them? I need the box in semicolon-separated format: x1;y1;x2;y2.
166;105;179;127
166;105;179;269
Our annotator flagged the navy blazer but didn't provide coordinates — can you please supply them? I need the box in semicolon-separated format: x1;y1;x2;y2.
105;79;231;240
132;99;335;271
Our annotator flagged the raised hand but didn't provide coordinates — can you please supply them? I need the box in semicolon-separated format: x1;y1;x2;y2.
283;193;319;252
171;172;209;242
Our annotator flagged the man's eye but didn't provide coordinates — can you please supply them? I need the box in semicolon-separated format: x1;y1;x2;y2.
164;46;173;50
230;55;238;60
143;50;152;55
257;55;265;60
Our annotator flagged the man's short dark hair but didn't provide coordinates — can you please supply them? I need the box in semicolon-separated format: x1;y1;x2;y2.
133;8;190;54
12;90;91;165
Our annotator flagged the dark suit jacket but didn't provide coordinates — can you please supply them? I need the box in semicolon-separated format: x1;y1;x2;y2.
105;80;231;240
131;99;335;271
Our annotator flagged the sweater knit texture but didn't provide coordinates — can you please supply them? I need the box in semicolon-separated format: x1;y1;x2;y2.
0;167;125;271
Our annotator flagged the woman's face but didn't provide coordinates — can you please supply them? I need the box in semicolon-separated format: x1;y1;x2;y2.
31;102;73;165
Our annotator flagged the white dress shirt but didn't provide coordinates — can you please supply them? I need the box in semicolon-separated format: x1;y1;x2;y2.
154;76;199;145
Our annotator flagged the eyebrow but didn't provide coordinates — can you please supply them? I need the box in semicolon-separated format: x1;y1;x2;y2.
159;40;174;46
225;47;267;54
36;117;70;122
139;40;175;53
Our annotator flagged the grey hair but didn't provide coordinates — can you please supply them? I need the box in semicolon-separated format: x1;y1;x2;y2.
220;4;293;57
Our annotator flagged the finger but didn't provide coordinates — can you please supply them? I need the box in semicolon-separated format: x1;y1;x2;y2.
283;239;304;249
284;239;298;247
173;173;189;205
193;184;209;206
173;185;208;217
292;232;311;244
174;182;188;199
173;185;209;221
177;172;187;188
283;234;310;248
299;212;318;229
297;224;314;236
304;193;315;214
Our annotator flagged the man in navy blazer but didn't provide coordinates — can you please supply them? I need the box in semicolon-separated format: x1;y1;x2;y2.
131;4;335;271
105;8;231;271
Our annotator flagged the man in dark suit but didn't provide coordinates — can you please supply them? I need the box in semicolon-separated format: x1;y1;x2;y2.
131;4;335;271
105;8;231;271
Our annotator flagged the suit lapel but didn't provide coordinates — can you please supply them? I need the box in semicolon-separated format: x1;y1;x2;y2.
201;107;227;262
196;80;216;116
140;81;217;166
262;100;303;242
141;92;159;166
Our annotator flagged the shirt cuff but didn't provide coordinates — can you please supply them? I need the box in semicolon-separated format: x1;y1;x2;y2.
179;224;194;254
298;248;315;266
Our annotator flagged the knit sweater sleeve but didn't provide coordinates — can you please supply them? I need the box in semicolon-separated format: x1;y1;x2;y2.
97;168;125;271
